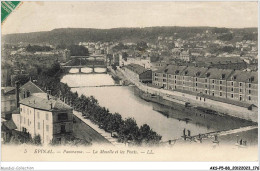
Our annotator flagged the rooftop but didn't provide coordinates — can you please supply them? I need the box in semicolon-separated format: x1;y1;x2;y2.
125;63;150;75
19;93;72;111
228;70;258;84
201;68;234;80
20;81;45;94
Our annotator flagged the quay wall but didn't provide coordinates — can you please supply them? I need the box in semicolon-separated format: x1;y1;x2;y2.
118;67;258;123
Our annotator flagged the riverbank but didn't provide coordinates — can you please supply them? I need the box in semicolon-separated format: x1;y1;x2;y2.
73;111;126;147
117;67;258;123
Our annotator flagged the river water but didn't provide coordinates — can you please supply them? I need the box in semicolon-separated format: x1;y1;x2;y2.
61;68;257;143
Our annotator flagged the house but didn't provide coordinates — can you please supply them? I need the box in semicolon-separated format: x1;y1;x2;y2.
12;92;73;145
179;51;191;62
124;64;152;83
1;87;16;119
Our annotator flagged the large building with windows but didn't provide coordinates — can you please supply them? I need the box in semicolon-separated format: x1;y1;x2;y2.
152;64;258;105
12;92;73;144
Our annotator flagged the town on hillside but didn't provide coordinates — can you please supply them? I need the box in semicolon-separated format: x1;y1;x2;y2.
1;26;258;149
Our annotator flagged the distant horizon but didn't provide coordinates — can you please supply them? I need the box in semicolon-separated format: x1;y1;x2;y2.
2;2;258;35
3;26;258;36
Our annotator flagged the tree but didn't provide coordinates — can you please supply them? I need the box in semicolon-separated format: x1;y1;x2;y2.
68;45;89;56
136;41;148;51
11;74;30;86
33;135;42;145
217;33;233;41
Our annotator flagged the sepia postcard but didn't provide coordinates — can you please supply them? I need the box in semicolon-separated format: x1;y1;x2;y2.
0;1;259;170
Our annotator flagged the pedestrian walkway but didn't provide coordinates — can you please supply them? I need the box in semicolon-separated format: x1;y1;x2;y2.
73;110;126;147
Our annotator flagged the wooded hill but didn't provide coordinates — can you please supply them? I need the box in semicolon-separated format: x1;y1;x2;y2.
3;26;257;45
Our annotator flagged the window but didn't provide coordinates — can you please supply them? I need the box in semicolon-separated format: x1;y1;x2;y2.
195;88;198;91
220;86;222;90
183;81;185;85
239;83;242;87
231;82;234;86
248;96;251;101
220;92;222;96
249;90;251;94
46;125;49;132
240;96;242;101
231;88;234;92
58;113;68;121
195;78;198;82
205;79;207;83
220;81;222;85
248;84;251;88
212;85;215;88
205;90;207;94
163;79;167;82
195;83;198;87
212;80;215;84
38;122;40;130
174;75;177;79
46;113;49;120
212;92;215;96
163;74;166;77
240;89;242;93
205;84;207;88
37;112;40;119
231;94;234;98
174;80;177;84
61;125;66;133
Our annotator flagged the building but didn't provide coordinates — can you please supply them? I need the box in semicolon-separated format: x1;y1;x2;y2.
198;68;234;97
1;87;16;119
179;51;191;62
12;92;73;145
124;64;152;83
152;64;258;105
152;64;187;89
195;57;247;70
226;71;257;105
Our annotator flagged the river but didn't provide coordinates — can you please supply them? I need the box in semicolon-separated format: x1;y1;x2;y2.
61;68;257;144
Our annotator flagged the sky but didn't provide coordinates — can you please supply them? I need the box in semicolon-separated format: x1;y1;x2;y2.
1;1;258;35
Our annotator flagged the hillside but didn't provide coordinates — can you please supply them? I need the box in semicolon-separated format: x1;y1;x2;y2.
2;26;257;45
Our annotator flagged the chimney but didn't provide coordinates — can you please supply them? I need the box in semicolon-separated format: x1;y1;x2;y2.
47;90;51;100
15;81;20;108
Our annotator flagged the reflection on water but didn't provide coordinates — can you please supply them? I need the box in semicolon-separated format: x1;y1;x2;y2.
68;67;106;74
95;68;107;73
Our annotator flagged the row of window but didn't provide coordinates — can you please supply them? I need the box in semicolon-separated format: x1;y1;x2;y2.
154;75;253;88
20;108;50;121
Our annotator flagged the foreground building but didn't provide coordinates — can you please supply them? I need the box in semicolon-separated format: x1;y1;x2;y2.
12;91;73;144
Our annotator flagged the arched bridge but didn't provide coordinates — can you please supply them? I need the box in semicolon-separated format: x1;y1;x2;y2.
61;54;108;74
